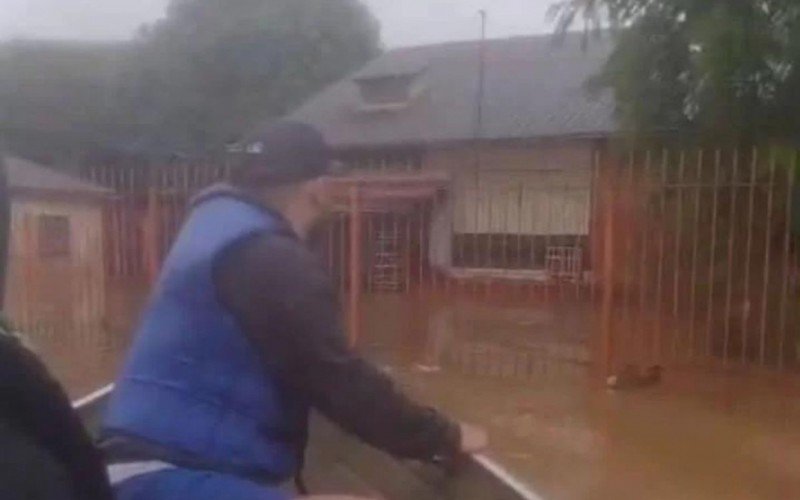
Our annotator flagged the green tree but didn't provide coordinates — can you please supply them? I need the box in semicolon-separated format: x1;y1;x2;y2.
0;0;381;163
0;41;132;164
127;0;381;154
550;0;800;144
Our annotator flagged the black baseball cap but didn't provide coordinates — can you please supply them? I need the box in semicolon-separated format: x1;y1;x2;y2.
235;121;334;185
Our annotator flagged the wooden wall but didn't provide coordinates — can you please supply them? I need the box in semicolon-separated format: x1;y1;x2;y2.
5;194;106;333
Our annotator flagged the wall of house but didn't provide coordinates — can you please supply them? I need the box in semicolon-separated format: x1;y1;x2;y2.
5;195;106;333
423;140;597;271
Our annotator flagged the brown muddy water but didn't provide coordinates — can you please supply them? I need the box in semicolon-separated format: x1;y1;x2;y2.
31;289;800;499
360;294;800;500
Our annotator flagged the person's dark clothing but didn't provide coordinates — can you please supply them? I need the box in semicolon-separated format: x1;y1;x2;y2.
101;186;461;482
213;204;461;463
0;327;113;500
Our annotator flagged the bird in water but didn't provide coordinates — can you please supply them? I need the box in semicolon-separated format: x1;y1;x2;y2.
606;364;663;390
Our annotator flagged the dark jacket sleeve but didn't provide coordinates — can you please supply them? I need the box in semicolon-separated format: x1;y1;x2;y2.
214;233;461;463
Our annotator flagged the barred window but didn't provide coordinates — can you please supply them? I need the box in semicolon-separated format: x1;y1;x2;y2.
38;215;71;258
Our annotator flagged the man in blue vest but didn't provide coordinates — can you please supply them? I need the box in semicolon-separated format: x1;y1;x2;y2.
101;121;486;500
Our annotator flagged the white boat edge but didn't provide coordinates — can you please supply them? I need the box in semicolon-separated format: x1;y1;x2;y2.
473;454;544;500
72;384;114;409
72;384;545;500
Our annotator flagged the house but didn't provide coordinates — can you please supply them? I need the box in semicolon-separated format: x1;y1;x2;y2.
3;157;111;333
288;33;615;285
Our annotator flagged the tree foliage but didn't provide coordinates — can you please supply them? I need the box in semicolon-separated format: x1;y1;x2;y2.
0;0;381;163
0;41;133;164
126;0;380;153
551;0;800;144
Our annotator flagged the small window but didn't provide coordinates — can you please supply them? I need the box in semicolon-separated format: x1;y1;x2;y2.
38;215;71;258
358;75;414;105
355;71;426;111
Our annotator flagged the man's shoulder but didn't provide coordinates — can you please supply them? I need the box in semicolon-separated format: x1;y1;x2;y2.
233;232;313;265
217;232;325;287
215;231;333;311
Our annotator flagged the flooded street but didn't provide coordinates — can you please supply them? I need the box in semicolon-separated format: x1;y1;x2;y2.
34;333;128;399
6;0;800;498
34;288;800;499
28;278;143;398
360;293;800;500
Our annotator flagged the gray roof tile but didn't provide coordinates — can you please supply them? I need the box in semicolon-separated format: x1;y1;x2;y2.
5;157;111;197
290;33;615;149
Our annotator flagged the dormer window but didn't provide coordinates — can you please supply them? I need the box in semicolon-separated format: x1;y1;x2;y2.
355;69;426;112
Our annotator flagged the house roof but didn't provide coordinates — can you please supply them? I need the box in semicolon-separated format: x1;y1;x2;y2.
289;32;616;150
5;157;111;199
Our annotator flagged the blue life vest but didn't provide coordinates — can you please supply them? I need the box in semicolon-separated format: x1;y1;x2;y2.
103;191;309;482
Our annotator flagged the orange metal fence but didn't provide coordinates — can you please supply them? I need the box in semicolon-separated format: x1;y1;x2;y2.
67;147;800;374
599;148;799;371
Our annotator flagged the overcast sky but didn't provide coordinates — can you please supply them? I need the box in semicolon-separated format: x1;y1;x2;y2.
0;0;555;47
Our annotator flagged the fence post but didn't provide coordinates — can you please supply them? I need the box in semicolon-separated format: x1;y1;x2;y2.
601;159;616;377
144;187;161;285
348;184;362;347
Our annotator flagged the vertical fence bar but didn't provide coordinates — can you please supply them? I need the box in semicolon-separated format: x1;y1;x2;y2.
621;152;635;357
124;167;135;277
601;166;616;375
688;151;703;359
778;155;796;368
723;150;740;366
654;149;668;362
759;150;776;366
103;168;117;276
108;167;122;278
485;184;494;297
181;166;189;230
637;150;652;363
705;151;722;358
113;166;122;278
544;172;554;304
392;211;400;290
501;185;509;274
516;181;524;277
558;177;569;303
577;172;591;301
20;215;34;330
526;182;537;301
590;151;602;304
405;208;412;294
671;150;686;359
472;169;481;296
443;194;452;295
145;186;160;285
339;212;347;297
366;211;373;293
327;220;335;273
456;180;466;284
160;167;170;261
741;149;758;364
174;166;183;244
171;165;181;243
418;199;430;293
429;199;439;294
348;186;362;347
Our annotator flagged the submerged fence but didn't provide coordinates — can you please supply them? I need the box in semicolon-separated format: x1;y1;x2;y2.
68;146;800;374
599;148;799;370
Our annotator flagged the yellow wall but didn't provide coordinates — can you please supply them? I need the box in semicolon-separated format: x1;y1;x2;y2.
5;195;106;332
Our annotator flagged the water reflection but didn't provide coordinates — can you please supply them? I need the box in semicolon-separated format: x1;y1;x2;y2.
362;293;800;500
30;285;800;499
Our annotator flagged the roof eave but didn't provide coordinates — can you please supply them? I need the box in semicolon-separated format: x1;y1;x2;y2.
9;186;114;202
329;130;614;152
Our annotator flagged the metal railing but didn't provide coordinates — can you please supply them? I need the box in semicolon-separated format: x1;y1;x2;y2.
64;146;799;373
